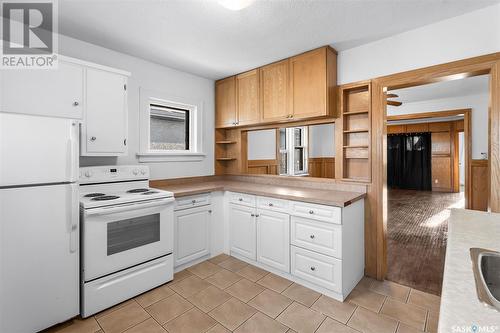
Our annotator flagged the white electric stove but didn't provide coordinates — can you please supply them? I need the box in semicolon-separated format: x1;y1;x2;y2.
79;165;175;317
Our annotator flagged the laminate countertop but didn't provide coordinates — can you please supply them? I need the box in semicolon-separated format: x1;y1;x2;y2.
439;209;500;332
151;180;366;207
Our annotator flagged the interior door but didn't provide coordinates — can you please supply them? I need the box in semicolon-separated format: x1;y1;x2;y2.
229;203;256;260
85;68;127;154
175;205;211;266
0;184;79;333
256;209;290;272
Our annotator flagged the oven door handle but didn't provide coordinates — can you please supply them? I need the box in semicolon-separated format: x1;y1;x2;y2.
85;197;175;216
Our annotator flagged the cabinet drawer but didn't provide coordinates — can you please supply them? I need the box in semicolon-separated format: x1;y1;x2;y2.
175;194;211;210
291;246;342;293
290;201;341;224
291;216;342;258
228;192;256;207
257;196;289;213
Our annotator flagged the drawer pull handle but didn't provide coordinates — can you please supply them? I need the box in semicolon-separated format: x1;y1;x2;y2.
268;203;274;207
238;198;243;201
310;235;315;239
310;266;316;271
309;210;314;214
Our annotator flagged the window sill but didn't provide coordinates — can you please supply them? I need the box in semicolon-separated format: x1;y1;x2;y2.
137;151;206;163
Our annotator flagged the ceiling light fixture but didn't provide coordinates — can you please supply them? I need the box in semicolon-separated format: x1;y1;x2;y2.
218;0;255;11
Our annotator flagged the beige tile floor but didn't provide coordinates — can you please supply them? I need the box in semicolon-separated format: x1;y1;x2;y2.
44;255;441;333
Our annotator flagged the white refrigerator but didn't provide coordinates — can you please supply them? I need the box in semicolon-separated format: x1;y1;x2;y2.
0;112;80;332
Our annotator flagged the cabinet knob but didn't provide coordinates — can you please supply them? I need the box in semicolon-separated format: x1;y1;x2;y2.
90;136;96;141
309;210;314;214
310;266;316;271
310;234;315;239
208;210;212;213
251;213;255;217
73;101;79;106
192;200;196;204
255;214;260;217
238;198;243;201
268;203;273;207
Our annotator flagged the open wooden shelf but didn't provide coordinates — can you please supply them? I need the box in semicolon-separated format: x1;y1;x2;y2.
216;140;237;144
340;83;372;182
216;157;237;161
343;110;369;115
343;145;369;148
343;129;369;134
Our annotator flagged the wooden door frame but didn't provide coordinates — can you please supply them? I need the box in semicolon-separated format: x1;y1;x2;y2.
370;52;500;279
386;108;472;205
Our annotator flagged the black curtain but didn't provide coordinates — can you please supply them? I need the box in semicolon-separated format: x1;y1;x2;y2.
387;133;432;191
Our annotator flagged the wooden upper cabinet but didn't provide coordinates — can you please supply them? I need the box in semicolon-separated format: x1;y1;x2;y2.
290;47;337;119
216;76;237;128
215;46;337;128
260;59;290;122
236;69;260;126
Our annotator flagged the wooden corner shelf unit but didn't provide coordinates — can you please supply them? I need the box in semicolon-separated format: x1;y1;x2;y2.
215;128;242;175
339;82;372;182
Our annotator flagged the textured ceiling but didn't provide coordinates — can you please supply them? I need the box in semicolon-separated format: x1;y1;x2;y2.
58;0;499;79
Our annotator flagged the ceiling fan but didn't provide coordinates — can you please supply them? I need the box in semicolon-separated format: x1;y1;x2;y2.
385;93;402;107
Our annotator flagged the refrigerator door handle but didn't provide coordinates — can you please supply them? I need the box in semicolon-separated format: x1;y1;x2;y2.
67;121;79;182
68;183;79;253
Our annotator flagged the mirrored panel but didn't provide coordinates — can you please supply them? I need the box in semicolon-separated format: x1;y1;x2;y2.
245;123;335;179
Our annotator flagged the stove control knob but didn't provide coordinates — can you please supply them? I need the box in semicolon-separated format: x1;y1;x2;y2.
84;171;92;178
132;169;139;175
140;169;146;175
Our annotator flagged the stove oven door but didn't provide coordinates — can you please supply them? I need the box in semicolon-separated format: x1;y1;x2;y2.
82;197;174;281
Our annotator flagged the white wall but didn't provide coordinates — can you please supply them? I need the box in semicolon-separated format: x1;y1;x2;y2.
247;129;276;160
338;4;500;84
58;35;215;180
309;124;335;158
387;93;489;159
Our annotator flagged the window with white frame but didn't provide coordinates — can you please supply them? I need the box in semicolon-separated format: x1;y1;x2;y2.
279;126;308;176
138;89;205;162
149;104;190;151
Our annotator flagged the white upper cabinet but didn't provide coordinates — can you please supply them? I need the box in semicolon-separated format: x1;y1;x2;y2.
81;68;128;156
0;61;84;119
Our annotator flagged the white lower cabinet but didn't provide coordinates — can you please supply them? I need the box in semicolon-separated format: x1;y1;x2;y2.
227;192;364;301
291;245;342;293
229;203;257;260
256;209;290;272
174;204;211;266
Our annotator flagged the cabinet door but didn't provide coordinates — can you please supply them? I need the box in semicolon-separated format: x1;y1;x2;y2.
229;203;256;260
289;48;327;119
0;61;83;118
84;68;127;155
175;205;211;266
261;60;289;122
257;209;290;272
216;76;237;128
236;69;260;126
